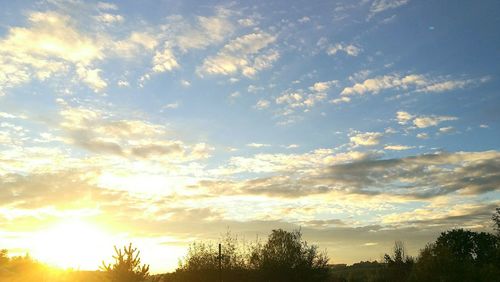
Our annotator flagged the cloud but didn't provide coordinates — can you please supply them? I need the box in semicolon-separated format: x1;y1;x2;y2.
340;74;426;97
117;80;130;87
396;111;414;125
416;133;429;139
309;80;339;92
76;65;107;92
350;132;383;146
254;99;271;110
58;105;209;161
0;170;122;210
413;115;457;128
370;0;410;16
247;143;271;148
274;87;328;120
110;31;159;59
201;150;500;200
152;46;179;73
337;74;485;103
97;2;118;11
198;32;278;77
212;149;376;176
323;151;500;198
439;126;455;134
384;145;414;151
163;102;180;109
298;16;311;23
0;11;103;93
95;13;124;24
175;8;234;52
327;43;361;56
238;18;257;27
416;79;482;93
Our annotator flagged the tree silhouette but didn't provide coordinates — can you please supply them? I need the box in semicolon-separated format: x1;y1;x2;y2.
250;229;329;282
493;207;500;236
410;229;500;281
383;241;414;282
101;243;150;282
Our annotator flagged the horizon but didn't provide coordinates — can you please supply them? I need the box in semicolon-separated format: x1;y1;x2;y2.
0;0;499;274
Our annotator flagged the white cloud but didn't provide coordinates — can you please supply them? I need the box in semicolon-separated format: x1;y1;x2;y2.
416;79;478;93
337;73;485;103
309;80;338;92
286;144;299;149
254;99;270;110
416;133;429;139
76;65;107;92
413;115;457;128
248;85;264;93
396;111;414;125
163;102;180;109
238;18;257;27
180;80;191;87
439;126;455;134
117;80;130;87
340;74;426;97
95;13;124;24
384;145;414;150
370;0;410;16
152;46;179;73
97;2;118;11
298;16;311;23
176;10;234;52
327;43;361;56
350;132;383;147
198;32;278;77
0;11;104;93
247;143;271;148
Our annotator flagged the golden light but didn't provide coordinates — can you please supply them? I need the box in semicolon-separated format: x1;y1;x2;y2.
31;218;114;270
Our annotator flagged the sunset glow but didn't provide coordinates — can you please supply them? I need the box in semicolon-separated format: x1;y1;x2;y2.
31;219;113;269
0;0;498;275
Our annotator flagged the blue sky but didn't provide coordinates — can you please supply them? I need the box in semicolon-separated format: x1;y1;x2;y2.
0;0;499;272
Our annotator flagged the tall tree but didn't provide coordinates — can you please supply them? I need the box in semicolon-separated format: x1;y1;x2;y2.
101;243;150;282
493;207;500;236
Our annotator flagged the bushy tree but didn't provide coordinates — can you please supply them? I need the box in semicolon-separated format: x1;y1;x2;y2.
250;229;329;282
172;229;328;282
101;243;150;282
410;229;500;282
174;231;254;282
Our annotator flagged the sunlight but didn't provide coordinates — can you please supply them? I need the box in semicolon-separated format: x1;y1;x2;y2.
31;218;114;270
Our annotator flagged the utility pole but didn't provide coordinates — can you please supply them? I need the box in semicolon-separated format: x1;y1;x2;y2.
218;243;222;282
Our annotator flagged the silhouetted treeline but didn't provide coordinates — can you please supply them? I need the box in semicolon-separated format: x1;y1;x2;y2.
163;229;329;282
1;208;499;282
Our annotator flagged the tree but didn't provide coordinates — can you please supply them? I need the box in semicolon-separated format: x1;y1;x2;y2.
383;241;414;282
410;229;500;282
101;243;150;282
251;229;329;282
0;249;8;266
493;207;500;236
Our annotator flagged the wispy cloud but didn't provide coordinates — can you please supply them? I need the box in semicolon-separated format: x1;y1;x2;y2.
369;0;410;17
336;73;486;103
198;32;278;77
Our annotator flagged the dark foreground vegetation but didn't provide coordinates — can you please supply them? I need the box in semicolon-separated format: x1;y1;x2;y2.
1;208;499;282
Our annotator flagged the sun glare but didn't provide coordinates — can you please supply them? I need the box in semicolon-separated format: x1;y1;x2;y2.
31;219;114;270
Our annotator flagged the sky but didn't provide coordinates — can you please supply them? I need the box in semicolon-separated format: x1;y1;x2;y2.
0;0;499;273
